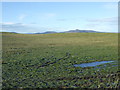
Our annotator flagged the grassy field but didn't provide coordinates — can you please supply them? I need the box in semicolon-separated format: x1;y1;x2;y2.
2;32;119;88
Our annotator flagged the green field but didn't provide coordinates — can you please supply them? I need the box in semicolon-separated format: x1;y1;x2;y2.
2;32;119;88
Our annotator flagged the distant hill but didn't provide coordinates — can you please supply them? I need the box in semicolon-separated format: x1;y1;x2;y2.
35;29;101;34
35;31;57;34
1;29;103;34
1;32;18;34
62;29;99;33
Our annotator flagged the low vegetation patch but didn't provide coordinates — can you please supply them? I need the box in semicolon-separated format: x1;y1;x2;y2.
2;32;119;88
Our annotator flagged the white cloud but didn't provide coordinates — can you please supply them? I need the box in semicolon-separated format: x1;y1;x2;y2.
85;24;117;32
42;13;56;20
0;22;65;33
1;22;36;33
18;14;27;21
56;19;67;21
103;3;118;10
1;22;15;25
87;17;118;26
46;13;56;17
85;17;118;32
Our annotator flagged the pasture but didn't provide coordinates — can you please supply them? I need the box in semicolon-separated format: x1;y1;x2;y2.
2;32;119;88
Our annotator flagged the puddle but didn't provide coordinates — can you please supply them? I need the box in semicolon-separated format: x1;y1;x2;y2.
74;61;114;67
112;65;118;67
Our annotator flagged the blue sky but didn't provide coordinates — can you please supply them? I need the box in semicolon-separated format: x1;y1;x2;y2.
1;2;118;33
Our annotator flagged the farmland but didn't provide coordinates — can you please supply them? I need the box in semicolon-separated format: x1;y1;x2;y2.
2;32;119;88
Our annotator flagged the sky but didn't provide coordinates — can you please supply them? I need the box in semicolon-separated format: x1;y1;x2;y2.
1;2;118;33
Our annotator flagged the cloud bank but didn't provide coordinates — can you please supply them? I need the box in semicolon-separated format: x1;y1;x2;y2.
0;22;66;33
85;17;118;32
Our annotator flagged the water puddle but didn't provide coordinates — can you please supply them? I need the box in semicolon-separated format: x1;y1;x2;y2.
74;61;114;67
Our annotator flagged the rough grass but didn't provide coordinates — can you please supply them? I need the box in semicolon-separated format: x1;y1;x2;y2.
2;32;119;88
